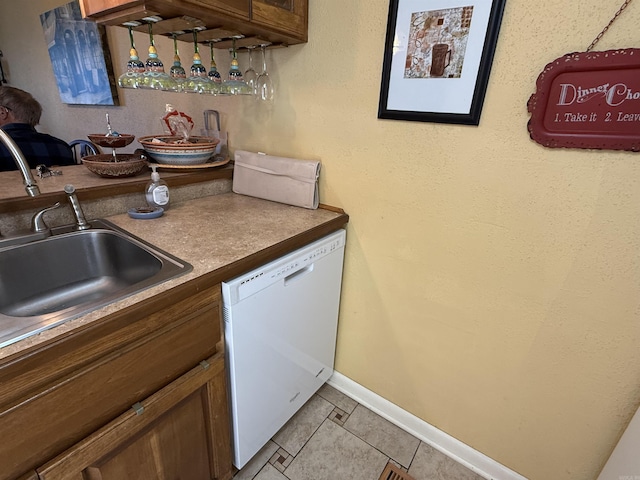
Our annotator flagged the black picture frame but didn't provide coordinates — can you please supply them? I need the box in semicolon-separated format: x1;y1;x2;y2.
378;0;506;125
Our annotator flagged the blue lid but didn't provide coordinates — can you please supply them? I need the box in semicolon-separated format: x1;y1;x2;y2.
128;206;164;219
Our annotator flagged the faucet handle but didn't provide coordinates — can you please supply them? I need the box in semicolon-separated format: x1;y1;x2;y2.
31;202;61;234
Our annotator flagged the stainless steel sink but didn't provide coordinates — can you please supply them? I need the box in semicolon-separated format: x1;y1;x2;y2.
0;219;193;348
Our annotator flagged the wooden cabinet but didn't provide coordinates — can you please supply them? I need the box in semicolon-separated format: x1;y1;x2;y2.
79;0;308;47
0;280;232;480
15;473;38;480
80;0;251;22
78;0;136;18
252;0;307;42
182;0;251;19
37;352;231;480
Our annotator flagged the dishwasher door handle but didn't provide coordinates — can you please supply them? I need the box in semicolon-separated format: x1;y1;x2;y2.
284;264;314;286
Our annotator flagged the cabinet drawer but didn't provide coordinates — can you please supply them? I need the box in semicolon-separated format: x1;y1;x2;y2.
0;283;222;480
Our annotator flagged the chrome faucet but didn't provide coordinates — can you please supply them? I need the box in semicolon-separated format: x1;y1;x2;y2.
0;128;40;197
31;202;61;235
0;202;61;247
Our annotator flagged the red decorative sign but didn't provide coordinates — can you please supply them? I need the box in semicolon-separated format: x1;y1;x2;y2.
527;48;640;151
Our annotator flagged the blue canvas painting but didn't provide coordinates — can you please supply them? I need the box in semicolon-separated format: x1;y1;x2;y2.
40;0;119;105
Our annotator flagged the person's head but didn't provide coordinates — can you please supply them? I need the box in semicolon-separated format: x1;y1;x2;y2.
0;86;42;128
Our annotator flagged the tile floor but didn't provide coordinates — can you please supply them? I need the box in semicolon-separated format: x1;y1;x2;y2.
232;383;485;480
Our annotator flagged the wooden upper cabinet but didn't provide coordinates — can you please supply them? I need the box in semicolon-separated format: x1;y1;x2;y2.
80;0;249;23
79;0;142;18
80;0;308;46
184;0;250;19
251;0;308;42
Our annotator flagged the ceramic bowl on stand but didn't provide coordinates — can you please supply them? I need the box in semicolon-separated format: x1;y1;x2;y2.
138;135;219;165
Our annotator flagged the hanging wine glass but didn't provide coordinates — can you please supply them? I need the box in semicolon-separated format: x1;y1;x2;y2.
118;26;145;89
139;22;176;91
207;42;224;95
243;46;258;96
184;30;213;94
169;34;186;92
256;44;275;102
224;38;252;95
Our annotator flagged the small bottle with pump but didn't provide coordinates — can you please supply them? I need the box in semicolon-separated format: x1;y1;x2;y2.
146;165;170;210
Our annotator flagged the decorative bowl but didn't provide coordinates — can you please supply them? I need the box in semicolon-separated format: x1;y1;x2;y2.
82;153;148;178
138;135;219;165
87;133;135;149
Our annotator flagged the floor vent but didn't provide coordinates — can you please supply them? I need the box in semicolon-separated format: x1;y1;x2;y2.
378;463;416;480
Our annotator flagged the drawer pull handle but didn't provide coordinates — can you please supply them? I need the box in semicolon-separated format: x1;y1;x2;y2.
200;360;210;370
132;402;144;415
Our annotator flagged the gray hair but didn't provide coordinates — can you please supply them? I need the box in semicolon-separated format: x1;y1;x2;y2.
0;86;42;126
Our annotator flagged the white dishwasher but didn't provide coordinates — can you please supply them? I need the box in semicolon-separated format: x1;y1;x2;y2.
222;229;346;469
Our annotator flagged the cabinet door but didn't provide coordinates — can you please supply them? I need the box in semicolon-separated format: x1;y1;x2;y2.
251;0;308;42
37;352;233;480
15;473;38;480
0;284;221;480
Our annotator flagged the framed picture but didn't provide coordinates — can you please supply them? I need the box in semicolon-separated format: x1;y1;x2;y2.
378;0;505;125
40;0;119;106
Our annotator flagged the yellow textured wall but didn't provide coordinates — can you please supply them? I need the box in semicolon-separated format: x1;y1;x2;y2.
1;1;640;479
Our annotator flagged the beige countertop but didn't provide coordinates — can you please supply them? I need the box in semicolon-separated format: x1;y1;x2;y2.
0;164;185;199
0;192;348;360
0;164;233;216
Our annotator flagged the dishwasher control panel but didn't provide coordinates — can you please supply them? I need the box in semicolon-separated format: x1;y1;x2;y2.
272;235;343;279
223;230;345;305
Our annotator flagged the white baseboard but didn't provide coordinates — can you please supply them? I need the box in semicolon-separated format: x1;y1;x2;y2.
328;372;528;480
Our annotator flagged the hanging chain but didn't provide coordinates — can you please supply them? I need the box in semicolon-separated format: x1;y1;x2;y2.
587;0;633;51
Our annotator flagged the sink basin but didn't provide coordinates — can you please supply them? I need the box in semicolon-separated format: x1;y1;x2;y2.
0;219;192;348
